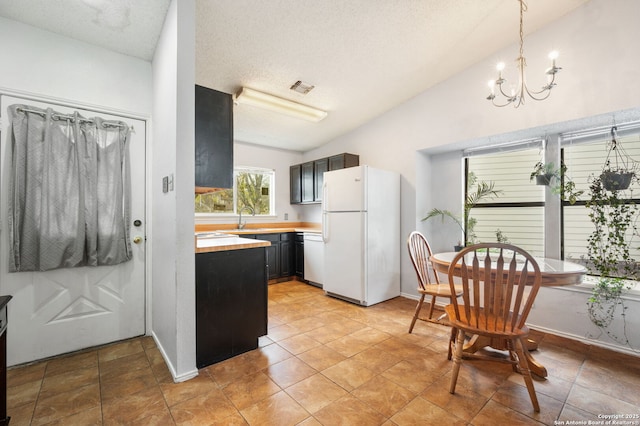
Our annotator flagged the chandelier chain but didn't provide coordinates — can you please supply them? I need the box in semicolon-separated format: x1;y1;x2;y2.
518;0;526;60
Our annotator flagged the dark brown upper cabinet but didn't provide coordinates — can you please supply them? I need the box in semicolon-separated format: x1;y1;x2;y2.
289;153;359;204
314;158;328;202
329;153;359;171
301;162;314;203
195;85;233;192
290;164;302;204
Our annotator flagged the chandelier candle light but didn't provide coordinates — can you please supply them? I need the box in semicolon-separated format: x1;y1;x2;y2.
486;0;561;108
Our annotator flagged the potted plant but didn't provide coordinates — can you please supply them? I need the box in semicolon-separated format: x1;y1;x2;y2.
422;172;502;249
530;161;557;186
530;161;584;204
599;126;637;191
601;168;634;191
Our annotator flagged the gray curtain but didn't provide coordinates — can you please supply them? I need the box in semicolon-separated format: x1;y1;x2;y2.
8;104;132;272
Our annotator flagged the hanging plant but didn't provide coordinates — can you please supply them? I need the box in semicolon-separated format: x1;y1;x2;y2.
586;173;639;278
601;170;634;191
529;161;557;186
585;170;639;347
600;126;638;191
587;277;632;345
529;161;583;204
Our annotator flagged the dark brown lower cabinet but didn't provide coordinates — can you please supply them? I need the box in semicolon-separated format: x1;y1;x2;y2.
294;233;304;278
242;233;294;280
195;248;267;368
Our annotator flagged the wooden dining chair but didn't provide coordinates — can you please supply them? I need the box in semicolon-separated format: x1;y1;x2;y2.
445;243;542;412
407;231;462;333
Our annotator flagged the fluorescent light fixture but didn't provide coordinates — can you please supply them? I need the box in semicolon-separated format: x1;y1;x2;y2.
235;87;327;122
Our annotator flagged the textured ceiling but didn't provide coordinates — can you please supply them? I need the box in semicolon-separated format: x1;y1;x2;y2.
0;0;588;152
196;0;588;151
0;0;170;61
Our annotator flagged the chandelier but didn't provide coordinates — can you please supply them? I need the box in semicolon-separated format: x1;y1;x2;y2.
486;0;561;108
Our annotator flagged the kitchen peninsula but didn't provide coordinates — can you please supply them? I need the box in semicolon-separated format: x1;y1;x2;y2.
194;224;321;368
195;233;270;368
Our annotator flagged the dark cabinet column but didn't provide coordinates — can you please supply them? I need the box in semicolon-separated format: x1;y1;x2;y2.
195;85;234;191
196;249;267;368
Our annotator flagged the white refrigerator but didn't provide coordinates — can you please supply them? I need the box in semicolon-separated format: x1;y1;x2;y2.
322;165;400;306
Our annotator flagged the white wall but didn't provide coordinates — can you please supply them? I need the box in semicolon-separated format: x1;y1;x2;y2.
151;0;197;381
0;16;152;115
302;0;640;352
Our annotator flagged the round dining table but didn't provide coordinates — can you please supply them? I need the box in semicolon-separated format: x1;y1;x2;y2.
430;252;587;286
429;251;587;378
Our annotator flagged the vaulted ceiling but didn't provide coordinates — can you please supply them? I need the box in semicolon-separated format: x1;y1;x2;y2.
0;0;588;151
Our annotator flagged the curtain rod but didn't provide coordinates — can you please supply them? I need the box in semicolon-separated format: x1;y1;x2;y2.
16;106;129;130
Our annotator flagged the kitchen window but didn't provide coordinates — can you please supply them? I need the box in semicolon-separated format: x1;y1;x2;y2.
195;167;275;216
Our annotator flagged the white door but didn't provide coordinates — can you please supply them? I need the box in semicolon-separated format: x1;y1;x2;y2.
0;95;146;366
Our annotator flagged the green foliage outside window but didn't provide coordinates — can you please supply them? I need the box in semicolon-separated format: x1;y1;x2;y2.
195;189;233;213
236;172;270;215
195;168;273;215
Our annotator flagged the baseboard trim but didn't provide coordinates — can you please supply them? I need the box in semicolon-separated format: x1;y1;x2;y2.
527;323;640;356
151;331;199;383
399;292;639;356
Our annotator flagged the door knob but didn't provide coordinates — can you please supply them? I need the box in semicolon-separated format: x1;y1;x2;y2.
133;236;143;244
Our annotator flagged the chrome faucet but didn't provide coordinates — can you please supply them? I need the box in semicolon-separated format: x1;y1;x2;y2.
238;206;254;229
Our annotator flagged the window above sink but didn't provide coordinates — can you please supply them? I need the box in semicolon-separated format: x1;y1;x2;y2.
195;167;275;217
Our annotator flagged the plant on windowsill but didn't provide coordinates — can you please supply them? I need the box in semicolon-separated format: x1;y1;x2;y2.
529;161;583;204
585;171;639;348
422;172;502;250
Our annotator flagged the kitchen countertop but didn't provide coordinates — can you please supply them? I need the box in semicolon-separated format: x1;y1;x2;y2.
195;222;321;235
195;233;271;254
194;223;321;253
217;227;321;235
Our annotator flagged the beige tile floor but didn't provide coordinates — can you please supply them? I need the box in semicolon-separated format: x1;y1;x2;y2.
6;280;640;425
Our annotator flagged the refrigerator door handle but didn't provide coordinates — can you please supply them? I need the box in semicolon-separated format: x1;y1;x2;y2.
322;181;328;242
322;211;328;243
323;181;328;211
